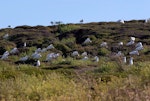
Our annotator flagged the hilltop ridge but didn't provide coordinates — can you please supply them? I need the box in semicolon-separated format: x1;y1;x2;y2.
0;20;149;60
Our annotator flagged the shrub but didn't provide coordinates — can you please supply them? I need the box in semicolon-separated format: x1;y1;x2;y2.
57;24;80;33
55;43;71;57
58;60;72;65
0;41;16;54
98;48;110;56
0;70;21;80
94;61;118;74
0;46;6;55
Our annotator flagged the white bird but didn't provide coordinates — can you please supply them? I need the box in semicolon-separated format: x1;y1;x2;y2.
47;44;54;50
135;42;143;51
135;42;143;48
53;53;60;59
135;46;143;51
93;56;99;62
123;56;127;63
3;34;9;39
46;56;53;62
130;37;135;41
129;57;133;65
33;54;42;60
100;42;108;48
19;56;29;62
31;52;38;57
41;48;47;53
35;48;42;53
46;53;55;61
3;51;9;55
129;50;139;55
32;52;42;60
117;19;124;24
24;42;27;47
1;53;9;60
145;18;150;23
126;40;135;46
72;51;79;57
83;38;92;44
1;51;9;60
82;56;89;60
46;53;60;62
118;42;123;46
81;52;87;57
36;60;40;67
10;48;19;54
116;51;122;57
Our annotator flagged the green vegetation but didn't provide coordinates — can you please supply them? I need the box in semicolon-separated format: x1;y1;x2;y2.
57;24;80;33
0;20;149;100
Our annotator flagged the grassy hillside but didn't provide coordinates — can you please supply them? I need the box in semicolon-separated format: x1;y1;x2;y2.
0;20;150;101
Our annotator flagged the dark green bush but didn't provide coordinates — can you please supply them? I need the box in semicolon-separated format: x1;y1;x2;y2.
0;46;6;55
58;60;72;65
57;24;80;33
0;71;20;80
98;48;110;56
96;66;111;73
55;43;71;57
29;91;41;101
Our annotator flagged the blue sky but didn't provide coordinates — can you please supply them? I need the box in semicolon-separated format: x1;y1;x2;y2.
0;0;150;28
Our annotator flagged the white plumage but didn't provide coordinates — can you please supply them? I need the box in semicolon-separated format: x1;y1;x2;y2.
46;53;55;61
126;40;135;46
93;56;99;62
3;34;9;39
123;56;127;63
1;51;9;60
1;54;9;60
35;48;42;53
72;51;79;57
100;42;108;48
24;42;27;47
135;46;143;51
81;52;87;57
19;56;29;62
135;42;143;51
31;52;38;57
129;57;133;65
33;54;42;60
46;53;60;61
3;51;9;55
126;37;135;46
36;60;40;67
118;42;123;46
145;18;150;23
116;51;122;57
129;50;139;55
130;37;135;41
82;56;89;60
41;48;47;53
117;19;124;24
31;52;42;60
53;53;60;59
135;42;142;48
83;38;92;44
47;44;54;50
10;48;19;54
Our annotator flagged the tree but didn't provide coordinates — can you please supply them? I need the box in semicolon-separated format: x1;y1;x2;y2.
8;25;11;28
50;21;54;25
80;19;84;23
